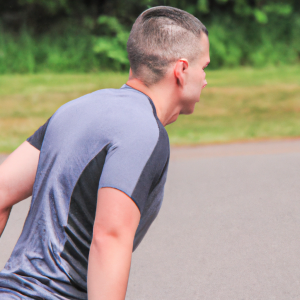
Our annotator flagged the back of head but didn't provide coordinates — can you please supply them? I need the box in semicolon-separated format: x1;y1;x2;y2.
127;6;208;86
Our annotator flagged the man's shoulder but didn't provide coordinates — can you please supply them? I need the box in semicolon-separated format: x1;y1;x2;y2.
56;86;153;117
46;85;169;154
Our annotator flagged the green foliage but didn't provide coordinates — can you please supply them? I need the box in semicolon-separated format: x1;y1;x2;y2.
0;29;36;74
205;1;299;69
0;0;299;73
93;16;130;71
0;26;98;74
253;9;268;24
197;0;210;13
18;0;69;14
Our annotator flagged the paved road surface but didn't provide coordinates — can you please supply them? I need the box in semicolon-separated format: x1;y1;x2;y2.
1;139;300;299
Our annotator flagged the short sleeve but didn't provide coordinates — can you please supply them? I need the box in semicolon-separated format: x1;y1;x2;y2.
27;117;51;150
99;125;169;214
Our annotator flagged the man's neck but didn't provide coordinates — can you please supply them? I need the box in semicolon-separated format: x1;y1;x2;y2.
126;78;181;126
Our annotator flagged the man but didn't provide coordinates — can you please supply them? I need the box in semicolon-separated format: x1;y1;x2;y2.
0;6;209;300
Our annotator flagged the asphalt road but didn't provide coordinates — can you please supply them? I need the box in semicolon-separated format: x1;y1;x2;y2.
1;139;300;299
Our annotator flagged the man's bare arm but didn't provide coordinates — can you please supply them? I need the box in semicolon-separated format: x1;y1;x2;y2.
0;141;40;236
87;187;140;300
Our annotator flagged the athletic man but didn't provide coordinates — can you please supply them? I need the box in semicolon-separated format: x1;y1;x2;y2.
0;6;210;300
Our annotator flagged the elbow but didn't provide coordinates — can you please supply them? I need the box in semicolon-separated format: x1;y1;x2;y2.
91;228;134;252
0;189;11;212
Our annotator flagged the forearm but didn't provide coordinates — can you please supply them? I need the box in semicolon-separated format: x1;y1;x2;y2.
0;206;12;237
87;235;133;300
0;141;39;237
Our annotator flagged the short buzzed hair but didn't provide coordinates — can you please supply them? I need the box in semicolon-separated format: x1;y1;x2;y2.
127;6;208;86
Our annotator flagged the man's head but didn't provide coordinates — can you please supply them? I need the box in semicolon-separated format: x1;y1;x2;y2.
127;6;208;87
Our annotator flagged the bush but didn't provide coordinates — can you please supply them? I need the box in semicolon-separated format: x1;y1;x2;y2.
0;1;299;73
92;16;130;71
0;26;98;74
207;12;300;69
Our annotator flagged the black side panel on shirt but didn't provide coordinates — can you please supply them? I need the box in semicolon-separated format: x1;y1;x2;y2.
132;121;169;213
27;117;51;150
61;146;108;291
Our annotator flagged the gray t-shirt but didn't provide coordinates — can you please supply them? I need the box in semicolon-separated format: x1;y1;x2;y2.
0;85;170;299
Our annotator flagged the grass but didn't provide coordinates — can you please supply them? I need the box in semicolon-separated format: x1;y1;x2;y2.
0;66;300;153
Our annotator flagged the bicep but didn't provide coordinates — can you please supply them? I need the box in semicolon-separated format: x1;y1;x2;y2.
0;141;40;209
92;188;140;242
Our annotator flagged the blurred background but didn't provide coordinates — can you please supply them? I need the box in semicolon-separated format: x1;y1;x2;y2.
0;0;300;152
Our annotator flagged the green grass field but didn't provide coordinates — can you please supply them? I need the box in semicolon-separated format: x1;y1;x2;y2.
1;66;300;153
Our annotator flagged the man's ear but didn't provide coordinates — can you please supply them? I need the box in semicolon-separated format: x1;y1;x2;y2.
174;59;189;87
